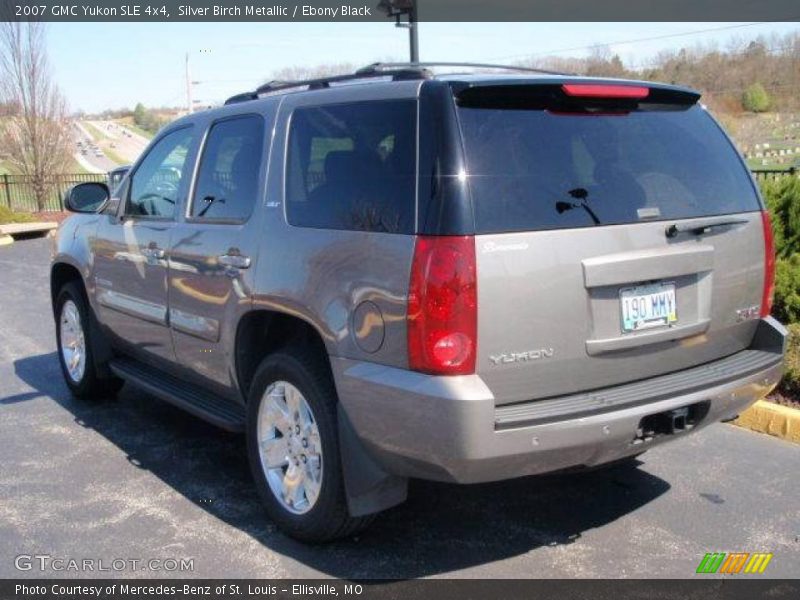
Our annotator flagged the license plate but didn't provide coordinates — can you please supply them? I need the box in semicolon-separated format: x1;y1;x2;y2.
620;282;677;333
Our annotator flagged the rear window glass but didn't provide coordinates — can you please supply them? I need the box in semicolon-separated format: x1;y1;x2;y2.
457;104;760;234
286;100;416;234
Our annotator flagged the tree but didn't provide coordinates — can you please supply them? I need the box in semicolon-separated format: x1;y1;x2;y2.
133;102;147;125
741;82;771;113
0;21;71;211
131;102;167;135
267;63;354;85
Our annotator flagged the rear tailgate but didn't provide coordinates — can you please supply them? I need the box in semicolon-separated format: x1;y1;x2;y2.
455;81;766;404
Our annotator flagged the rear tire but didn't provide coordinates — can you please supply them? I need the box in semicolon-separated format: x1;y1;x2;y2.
246;345;374;543
55;281;123;400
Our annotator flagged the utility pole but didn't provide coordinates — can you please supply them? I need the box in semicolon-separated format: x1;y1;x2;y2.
185;52;193;114
378;1;419;63
408;2;419;62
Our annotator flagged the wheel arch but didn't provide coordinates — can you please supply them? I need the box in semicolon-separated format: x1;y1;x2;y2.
234;309;332;402
235;308;408;518
51;260;115;378
50;261;85;318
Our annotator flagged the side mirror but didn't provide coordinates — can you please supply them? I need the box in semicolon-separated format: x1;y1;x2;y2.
65;182;110;213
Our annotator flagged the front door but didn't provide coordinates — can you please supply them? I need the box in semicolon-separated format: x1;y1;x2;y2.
93;126;196;363
168;113;270;389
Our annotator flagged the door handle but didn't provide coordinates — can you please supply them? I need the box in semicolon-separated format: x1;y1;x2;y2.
143;244;165;259
218;254;251;269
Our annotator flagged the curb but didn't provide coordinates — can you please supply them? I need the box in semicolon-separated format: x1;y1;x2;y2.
734;399;800;443
0;222;59;247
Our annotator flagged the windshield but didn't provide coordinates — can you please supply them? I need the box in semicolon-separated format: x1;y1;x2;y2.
456;103;761;234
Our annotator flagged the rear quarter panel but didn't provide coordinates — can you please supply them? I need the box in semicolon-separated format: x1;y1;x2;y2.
251;83;422;368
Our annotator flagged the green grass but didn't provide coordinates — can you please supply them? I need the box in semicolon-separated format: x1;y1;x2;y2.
81;121;109;142
778;324;800;400
0;205;34;224
113;118;153;140
80;121;127;166
83;121;109;142
66;156;91;174
748;159;794;171
102;147;127;167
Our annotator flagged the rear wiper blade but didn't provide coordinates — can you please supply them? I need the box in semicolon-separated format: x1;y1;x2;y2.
665;216;749;238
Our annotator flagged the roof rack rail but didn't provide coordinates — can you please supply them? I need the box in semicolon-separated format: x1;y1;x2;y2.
224;92;258;105
224;66;432;105
357;61;573;77
223;61;572;106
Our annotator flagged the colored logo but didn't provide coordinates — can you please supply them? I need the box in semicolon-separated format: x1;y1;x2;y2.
696;552;773;574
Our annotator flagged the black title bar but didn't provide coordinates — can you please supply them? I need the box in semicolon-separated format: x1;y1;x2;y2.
2;0;799;22
3;579;800;600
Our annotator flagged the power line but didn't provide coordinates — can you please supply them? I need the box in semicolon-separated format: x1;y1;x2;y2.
488;22;796;63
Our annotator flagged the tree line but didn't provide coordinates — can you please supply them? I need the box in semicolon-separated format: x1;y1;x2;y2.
523;31;800;114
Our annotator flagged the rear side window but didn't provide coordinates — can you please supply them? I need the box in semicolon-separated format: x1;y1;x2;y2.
286;100;416;234
191;115;265;221
457;103;760;234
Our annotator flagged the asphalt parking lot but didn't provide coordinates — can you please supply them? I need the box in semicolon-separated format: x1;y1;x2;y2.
0;237;798;579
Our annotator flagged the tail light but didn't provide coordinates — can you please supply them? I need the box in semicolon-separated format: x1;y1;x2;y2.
561;84;650;99
407;236;477;375
760;211;776;318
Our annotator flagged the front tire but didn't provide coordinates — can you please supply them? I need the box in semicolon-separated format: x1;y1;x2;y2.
55;281;122;399
246;346;374;542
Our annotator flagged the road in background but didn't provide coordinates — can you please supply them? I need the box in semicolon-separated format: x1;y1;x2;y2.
71;122;117;173
0;237;798;579
71;120;149;174
86;120;149;164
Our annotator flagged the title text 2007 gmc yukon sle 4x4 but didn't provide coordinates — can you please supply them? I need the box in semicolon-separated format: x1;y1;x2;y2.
51;64;786;542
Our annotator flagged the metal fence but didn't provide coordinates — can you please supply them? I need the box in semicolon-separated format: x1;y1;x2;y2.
751;167;798;182
0;173;107;213
0;167;798;214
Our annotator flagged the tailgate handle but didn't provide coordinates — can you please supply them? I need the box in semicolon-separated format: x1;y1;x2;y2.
665;217;749;238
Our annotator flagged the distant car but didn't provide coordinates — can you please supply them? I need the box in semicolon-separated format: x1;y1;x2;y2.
107;165;130;192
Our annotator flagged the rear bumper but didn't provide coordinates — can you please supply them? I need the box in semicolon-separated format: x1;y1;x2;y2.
332;318;786;484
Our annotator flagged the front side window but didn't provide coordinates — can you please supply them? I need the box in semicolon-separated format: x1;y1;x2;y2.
127;127;194;218
286;100;416;234
191;115;265;221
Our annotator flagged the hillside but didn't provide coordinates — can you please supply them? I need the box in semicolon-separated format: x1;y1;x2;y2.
525;32;800;115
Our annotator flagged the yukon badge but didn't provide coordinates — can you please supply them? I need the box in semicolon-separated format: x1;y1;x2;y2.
489;349;554;366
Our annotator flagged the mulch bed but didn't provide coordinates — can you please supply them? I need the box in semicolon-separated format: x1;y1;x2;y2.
29;211;70;225
768;392;800;410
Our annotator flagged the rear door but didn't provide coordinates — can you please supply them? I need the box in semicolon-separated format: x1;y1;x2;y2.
168;111;271;390
455;82;766;404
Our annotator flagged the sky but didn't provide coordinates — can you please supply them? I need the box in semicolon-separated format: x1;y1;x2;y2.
47;21;799;113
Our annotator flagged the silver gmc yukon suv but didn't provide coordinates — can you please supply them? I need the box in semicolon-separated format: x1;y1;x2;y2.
51;63;787;542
